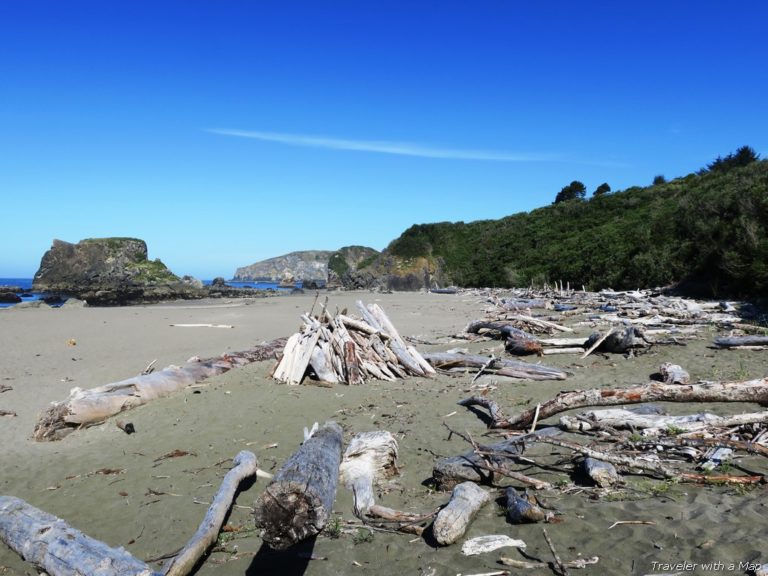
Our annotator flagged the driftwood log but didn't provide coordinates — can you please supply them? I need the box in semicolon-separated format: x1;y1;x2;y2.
424;352;567;381
560;408;768;436
432;482;490;545
660;362;690;385
714;335;768;348
0;496;158;576
339;430;398;516
253;421;343;550
163;451;260;576
498;378;768;429
33;338;286;441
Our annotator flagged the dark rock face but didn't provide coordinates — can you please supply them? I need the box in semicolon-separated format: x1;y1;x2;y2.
32;238;198;305
0;291;22;303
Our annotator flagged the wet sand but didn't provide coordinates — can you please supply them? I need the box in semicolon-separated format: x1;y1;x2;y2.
1;292;766;575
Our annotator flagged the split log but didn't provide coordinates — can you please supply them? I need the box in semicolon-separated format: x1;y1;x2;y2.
424;352;567;381
499;378;768;430
582;457;620;488
583;325;639;355
433;482;491;545
660;363;690;385
33;338;287;441
0;496;158;576
505;487;545;523
714;335;768;348
163;451;259;576
253;421;343;550
339;431;398;516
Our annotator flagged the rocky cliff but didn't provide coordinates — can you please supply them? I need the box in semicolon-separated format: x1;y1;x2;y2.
32;238;198;305
234;247;379;283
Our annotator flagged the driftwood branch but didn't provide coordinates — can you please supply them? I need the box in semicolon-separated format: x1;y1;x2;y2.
499;378;768;429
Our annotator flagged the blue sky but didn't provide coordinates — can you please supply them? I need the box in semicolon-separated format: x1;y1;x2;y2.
1;1;766;278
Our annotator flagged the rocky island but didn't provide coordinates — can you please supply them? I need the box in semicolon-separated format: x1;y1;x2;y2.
32;238;265;306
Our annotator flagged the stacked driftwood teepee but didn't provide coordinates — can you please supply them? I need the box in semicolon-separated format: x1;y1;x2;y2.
272;300;435;385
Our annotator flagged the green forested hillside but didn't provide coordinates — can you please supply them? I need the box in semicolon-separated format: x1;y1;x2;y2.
385;156;768;297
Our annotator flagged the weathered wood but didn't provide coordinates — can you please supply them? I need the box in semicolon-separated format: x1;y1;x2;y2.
432;429;560;490
505;487;545;523
33;338;287;441
561;408;768;436
433;482;491;545
163;451;259;576
339;431;398;516
499;378;768;429
424;352;567;381
714;335;768;348
309;343;339;383
660;362;690;385
458;395;505;426
582;457;620;488
253;421;343;550
461;534;527;556
0;496;159;576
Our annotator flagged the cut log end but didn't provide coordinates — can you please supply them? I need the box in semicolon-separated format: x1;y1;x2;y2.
254;484;329;550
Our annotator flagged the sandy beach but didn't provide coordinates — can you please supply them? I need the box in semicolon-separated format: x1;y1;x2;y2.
1;291;766;576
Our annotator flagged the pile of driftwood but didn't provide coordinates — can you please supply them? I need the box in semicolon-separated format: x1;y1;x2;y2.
271;300;435;385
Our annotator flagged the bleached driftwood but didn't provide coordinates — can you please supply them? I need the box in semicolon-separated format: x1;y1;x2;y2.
433;482;490;545
498;378;768;430
714;335;768;349
0;496;158;576
560;408;768;436
461;534;527;556
339;430;398;516
424;352;567;381
163;451;260;576
33;338;287;441
272;301;432;385
253;421;343;550
0;451;259;576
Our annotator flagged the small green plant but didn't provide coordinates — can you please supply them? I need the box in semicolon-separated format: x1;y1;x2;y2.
666;425;685;436
353;528;374;545
627;433;643;443
717;461;733;474
324;515;343;539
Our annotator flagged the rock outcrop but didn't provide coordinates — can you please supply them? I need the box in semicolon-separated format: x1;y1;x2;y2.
234;246;380;285
32;238;201;305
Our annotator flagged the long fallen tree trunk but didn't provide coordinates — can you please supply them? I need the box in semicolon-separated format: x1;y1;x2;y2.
423;352;567;381
0;450;260;576
33;338;287;441
498;378;768;429
253;421;343;550
714;335;768;348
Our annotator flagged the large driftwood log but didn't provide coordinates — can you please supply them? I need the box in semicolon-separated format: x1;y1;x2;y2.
714;335;768;348
432;482;490;545
582;457;620;488
163;451;260;576
424;352;567;381
33;338;287;441
499;378;768;429
254;421;343;550
339;431;398;516
0;496;158;576
560;408;768;436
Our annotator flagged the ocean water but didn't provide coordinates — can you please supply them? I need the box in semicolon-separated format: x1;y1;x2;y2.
0;278;302;308
0;278;40;308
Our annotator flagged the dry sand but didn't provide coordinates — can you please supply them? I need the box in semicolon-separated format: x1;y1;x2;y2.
1;291;766;576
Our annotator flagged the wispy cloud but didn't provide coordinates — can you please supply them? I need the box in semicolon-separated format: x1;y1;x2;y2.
207;128;559;162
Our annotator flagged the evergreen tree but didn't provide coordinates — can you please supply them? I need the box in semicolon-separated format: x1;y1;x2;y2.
554;180;587;203
594;182;611;196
